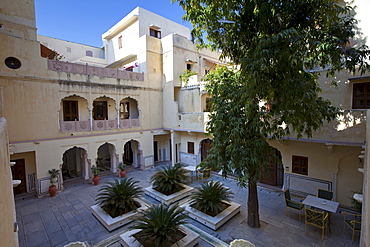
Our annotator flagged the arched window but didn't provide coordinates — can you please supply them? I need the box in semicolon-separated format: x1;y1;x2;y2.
86;50;93;57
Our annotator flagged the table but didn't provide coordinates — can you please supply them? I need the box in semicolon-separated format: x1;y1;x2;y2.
183;166;198;181
302;195;339;213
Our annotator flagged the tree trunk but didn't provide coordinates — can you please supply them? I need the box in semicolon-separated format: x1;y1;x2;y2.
247;182;260;228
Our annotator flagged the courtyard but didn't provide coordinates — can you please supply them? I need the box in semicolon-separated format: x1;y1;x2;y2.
15;163;361;247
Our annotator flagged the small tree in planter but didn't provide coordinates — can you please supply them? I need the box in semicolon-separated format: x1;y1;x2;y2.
190;181;233;216
150;164;189;195
182;181;241;230
130;204;189;247
91;165;100;185
145;164;194;205
96;178;143;217
92;178;148;231
118;162;126;178
48;168;60;197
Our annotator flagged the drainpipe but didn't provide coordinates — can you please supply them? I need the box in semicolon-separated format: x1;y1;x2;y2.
171;130;175;166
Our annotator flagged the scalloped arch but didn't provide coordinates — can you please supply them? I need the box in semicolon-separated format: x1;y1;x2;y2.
61;146;88;162
122;139;142;153
120;96;140;113
60;94;88;102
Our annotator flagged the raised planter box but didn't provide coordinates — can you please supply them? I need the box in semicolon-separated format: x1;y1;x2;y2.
91;198;149;232
144;184;194;205
119;225;199;247
181;201;241;230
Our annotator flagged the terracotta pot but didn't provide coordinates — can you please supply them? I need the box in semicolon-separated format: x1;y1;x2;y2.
49;185;57;197
120;170;126;178
92;175;99;185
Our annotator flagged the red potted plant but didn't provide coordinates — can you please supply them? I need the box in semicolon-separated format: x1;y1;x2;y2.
91;165;100;185
118;162;126;178
48;168;60;197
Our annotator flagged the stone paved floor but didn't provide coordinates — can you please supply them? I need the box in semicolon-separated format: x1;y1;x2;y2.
15;163;361;247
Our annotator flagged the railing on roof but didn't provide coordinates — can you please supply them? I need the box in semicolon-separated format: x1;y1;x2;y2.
47;59;144;81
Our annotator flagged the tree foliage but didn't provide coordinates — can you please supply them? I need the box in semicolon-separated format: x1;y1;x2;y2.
175;0;370;228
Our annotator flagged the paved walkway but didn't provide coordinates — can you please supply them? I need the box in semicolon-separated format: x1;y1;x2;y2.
15;163;360;247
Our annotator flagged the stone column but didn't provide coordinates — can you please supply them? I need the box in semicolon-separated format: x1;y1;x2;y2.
116;110;120;129
89;110;93;131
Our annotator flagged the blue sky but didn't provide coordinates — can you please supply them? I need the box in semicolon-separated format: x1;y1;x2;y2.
35;0;192;48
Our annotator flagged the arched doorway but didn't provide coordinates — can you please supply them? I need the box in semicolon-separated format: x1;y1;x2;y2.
200;139;212;162
97;143;116;172
123;140;142;168
62;147;87;181
260;148;284;187
337;155;363;207
119;97;139;119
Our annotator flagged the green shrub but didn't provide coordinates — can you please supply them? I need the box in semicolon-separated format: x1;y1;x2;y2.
96;178;143;218
190;181;233;216
130;203;188;247
150;164;189;194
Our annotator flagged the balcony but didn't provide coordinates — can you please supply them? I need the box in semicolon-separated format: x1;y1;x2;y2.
59;118;140;133
177;112;209;132
48;59;144;81
285;109;367;144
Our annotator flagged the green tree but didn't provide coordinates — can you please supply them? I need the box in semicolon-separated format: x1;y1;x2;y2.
174;0;370;227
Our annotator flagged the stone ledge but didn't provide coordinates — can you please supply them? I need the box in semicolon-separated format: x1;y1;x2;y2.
182;201;241;230
144;184;194;205
91;198;149;232
119;225;199;247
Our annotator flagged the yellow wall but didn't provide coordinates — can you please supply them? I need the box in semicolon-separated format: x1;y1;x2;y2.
270;140;363;206
0;117;19;246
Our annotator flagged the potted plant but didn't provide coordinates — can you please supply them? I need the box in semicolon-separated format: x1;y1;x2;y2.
118;162;126;178
182;181;241;230
48;168;60;197
180;70;197;86
91;165;100;185
145;164;194;205
91;178;148;231
120;203;198;247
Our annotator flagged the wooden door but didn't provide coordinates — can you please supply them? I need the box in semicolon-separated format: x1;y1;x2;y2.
200;139;212;161
63;101;78;121
153;141;158;162
11;159;27;194
260;149;284;187
123;141;133;165
93;101;108;120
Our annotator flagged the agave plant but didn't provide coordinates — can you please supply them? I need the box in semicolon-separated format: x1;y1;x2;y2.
190;181;233;216
150;164;189;194
96;178;143;218
130;203;188;247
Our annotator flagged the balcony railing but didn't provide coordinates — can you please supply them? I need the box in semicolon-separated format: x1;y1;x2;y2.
177;112;209;132
287;109;367;143
60;120;90;132
93;120;117;131
48;59;144;81
60;118;140;132
120;119;140;129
